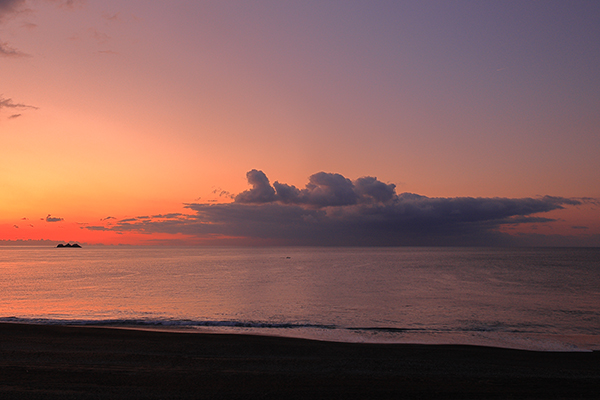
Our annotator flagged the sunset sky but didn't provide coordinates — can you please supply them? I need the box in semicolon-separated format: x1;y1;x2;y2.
1;0;599;246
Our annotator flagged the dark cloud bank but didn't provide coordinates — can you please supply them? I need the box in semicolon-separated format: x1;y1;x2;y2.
86;170;594;246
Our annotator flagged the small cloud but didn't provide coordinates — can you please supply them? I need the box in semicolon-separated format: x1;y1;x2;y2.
13;225;18;228
101;216;116;221
103;12;120;22
8;113;21;119
89;28;110;44
45;214;64;222
576;197;600;206
21;217;28;220
151;213;184;219
504;216;556;225
20;21;37;29
0;41;29;57
53;0;84;10
85;226;110;231
572;226;589;230
211;188;234;199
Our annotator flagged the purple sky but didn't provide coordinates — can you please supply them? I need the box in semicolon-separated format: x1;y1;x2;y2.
1;1;599;245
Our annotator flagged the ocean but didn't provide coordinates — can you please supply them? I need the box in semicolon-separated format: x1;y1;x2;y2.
1;246;598;351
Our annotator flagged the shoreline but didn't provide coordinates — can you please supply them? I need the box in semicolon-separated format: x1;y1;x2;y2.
93;324;600;352
3;318;597;352
1;322;598;399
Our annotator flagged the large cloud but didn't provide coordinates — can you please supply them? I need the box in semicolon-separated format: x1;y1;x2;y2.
238;170;389;207
85;170;591;246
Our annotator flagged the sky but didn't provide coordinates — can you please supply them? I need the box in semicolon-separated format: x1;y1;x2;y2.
1;0;599;246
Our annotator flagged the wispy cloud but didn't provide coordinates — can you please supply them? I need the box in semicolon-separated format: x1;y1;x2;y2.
0;41;28;57
0;96;36;110
20;20;36;29
52;0;84;10
0;0;84;56
89;28;110;44
103;12;119;22
212;188;234;199
85;170;593;246
0;0;28;57
0;95;37;118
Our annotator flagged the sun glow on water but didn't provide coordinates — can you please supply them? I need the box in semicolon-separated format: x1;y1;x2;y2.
1;246;598;351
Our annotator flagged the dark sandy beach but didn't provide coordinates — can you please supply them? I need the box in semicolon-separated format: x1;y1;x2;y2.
0;323;598;399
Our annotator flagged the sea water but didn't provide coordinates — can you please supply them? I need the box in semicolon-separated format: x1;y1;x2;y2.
1;246;598;351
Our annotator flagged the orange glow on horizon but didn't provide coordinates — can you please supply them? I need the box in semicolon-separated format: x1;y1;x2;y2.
1;1;599;247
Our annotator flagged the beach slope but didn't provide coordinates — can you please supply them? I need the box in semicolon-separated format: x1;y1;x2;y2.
1;323;598;399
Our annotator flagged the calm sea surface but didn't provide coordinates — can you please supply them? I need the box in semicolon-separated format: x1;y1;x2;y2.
1;246;599;351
